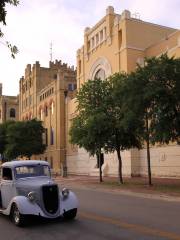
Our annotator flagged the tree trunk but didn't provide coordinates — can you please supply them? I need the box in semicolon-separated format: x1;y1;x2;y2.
99;152;103;183
97;153;103;182
116;148;123;184
145;114;152;186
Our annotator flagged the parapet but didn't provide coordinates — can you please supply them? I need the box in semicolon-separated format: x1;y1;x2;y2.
121;10;131;20
25;64;31;76
106;6;114;15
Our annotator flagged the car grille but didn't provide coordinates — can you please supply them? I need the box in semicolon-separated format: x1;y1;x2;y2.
42;185;59;214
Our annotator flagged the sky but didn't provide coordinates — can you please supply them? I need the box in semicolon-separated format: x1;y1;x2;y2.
0;0;180;96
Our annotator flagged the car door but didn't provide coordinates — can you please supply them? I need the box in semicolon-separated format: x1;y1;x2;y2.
1;167;16;209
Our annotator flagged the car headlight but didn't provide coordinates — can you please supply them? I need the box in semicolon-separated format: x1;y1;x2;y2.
27;191;36;202
62;188;69;198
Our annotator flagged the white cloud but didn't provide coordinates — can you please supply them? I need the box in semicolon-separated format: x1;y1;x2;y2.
0;0;179;95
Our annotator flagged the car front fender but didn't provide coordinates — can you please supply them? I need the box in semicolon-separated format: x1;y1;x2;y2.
60;191;78;215
2;196;45;216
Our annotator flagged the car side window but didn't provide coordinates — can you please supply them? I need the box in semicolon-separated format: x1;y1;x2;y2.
2;167;13;180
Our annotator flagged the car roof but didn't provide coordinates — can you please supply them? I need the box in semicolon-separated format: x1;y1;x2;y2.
2;160;50;168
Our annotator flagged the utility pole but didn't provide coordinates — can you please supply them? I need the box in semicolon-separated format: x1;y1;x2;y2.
50;42;53;62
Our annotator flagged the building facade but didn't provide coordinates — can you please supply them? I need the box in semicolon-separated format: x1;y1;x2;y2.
0;83;19;124
66;6;180;178
19;60;76;172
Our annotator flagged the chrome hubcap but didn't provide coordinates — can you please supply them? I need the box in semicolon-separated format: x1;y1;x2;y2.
14;207;20;223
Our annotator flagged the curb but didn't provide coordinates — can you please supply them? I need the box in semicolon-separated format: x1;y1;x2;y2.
54;177;180;203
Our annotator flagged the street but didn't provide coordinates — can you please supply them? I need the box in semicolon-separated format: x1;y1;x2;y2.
0;183;180;240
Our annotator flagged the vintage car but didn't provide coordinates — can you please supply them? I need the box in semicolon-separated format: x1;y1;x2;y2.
0;160;78;226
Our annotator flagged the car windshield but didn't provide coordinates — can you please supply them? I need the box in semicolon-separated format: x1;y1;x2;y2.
15;165;51;179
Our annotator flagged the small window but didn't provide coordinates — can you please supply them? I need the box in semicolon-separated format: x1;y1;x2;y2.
50;127;54;145
79;60;81;75
68;83;73;91
10;108;16;118
45;105;48;117
100;30;103;42
44;128;48;146
92;37;95;48
2;167;13;180
96;34;99;45
29;78;32;88
53;74;57;79
50;156;53;168
51;102;54;115
29;95;32;105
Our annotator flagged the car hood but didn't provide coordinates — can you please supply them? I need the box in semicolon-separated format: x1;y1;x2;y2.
16;177;56;195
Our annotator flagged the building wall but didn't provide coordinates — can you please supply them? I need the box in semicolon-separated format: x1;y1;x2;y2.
67;6;180;178
0;83;19;124
19;60;76;172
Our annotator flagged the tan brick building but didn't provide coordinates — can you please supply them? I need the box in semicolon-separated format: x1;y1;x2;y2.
19;60;76;173
66;6;180;178
0;83;19;124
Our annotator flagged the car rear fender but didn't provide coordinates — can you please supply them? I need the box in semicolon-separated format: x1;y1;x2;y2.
2;196;44;216
60;191;78;215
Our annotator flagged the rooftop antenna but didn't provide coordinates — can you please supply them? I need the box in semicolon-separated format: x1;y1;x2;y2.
50;42;53;62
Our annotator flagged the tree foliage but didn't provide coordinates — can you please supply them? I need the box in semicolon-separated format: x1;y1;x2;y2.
4;119;46;160
70;76;142;184
0;120;15;162
70;79;111;182
105;73;142;183
125;54;180;185
0;0;19;58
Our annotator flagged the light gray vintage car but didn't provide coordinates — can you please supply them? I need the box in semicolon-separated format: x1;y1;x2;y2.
0;160;78;226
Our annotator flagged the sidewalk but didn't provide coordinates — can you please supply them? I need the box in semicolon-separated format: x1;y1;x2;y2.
54;175;180;202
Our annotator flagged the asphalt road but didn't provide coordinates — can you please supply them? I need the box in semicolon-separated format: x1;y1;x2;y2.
0;184;180;240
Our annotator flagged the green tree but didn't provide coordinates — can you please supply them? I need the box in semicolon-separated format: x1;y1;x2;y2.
5;119;46;160
126;54;180;186
148;55;180;145
0;0;19;58
105;73;142;184
70;76;142;184
70;79;111;182
70;112;110;182
0;120;15;162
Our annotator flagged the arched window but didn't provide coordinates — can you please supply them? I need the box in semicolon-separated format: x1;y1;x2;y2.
10;108;16;118
50;156;53;168
50;127;54;145
51;101;54;115
94;68;106;80
44;104;48;117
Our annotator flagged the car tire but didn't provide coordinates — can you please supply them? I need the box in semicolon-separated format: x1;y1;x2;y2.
11;203;26;227
0;191;2;208
63;208;77;220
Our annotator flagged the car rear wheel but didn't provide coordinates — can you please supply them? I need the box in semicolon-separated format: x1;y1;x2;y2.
63;208;77;220
11;203;26;227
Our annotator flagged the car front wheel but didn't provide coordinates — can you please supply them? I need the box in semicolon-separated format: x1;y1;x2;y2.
11;203;26;227
63;208;77;220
